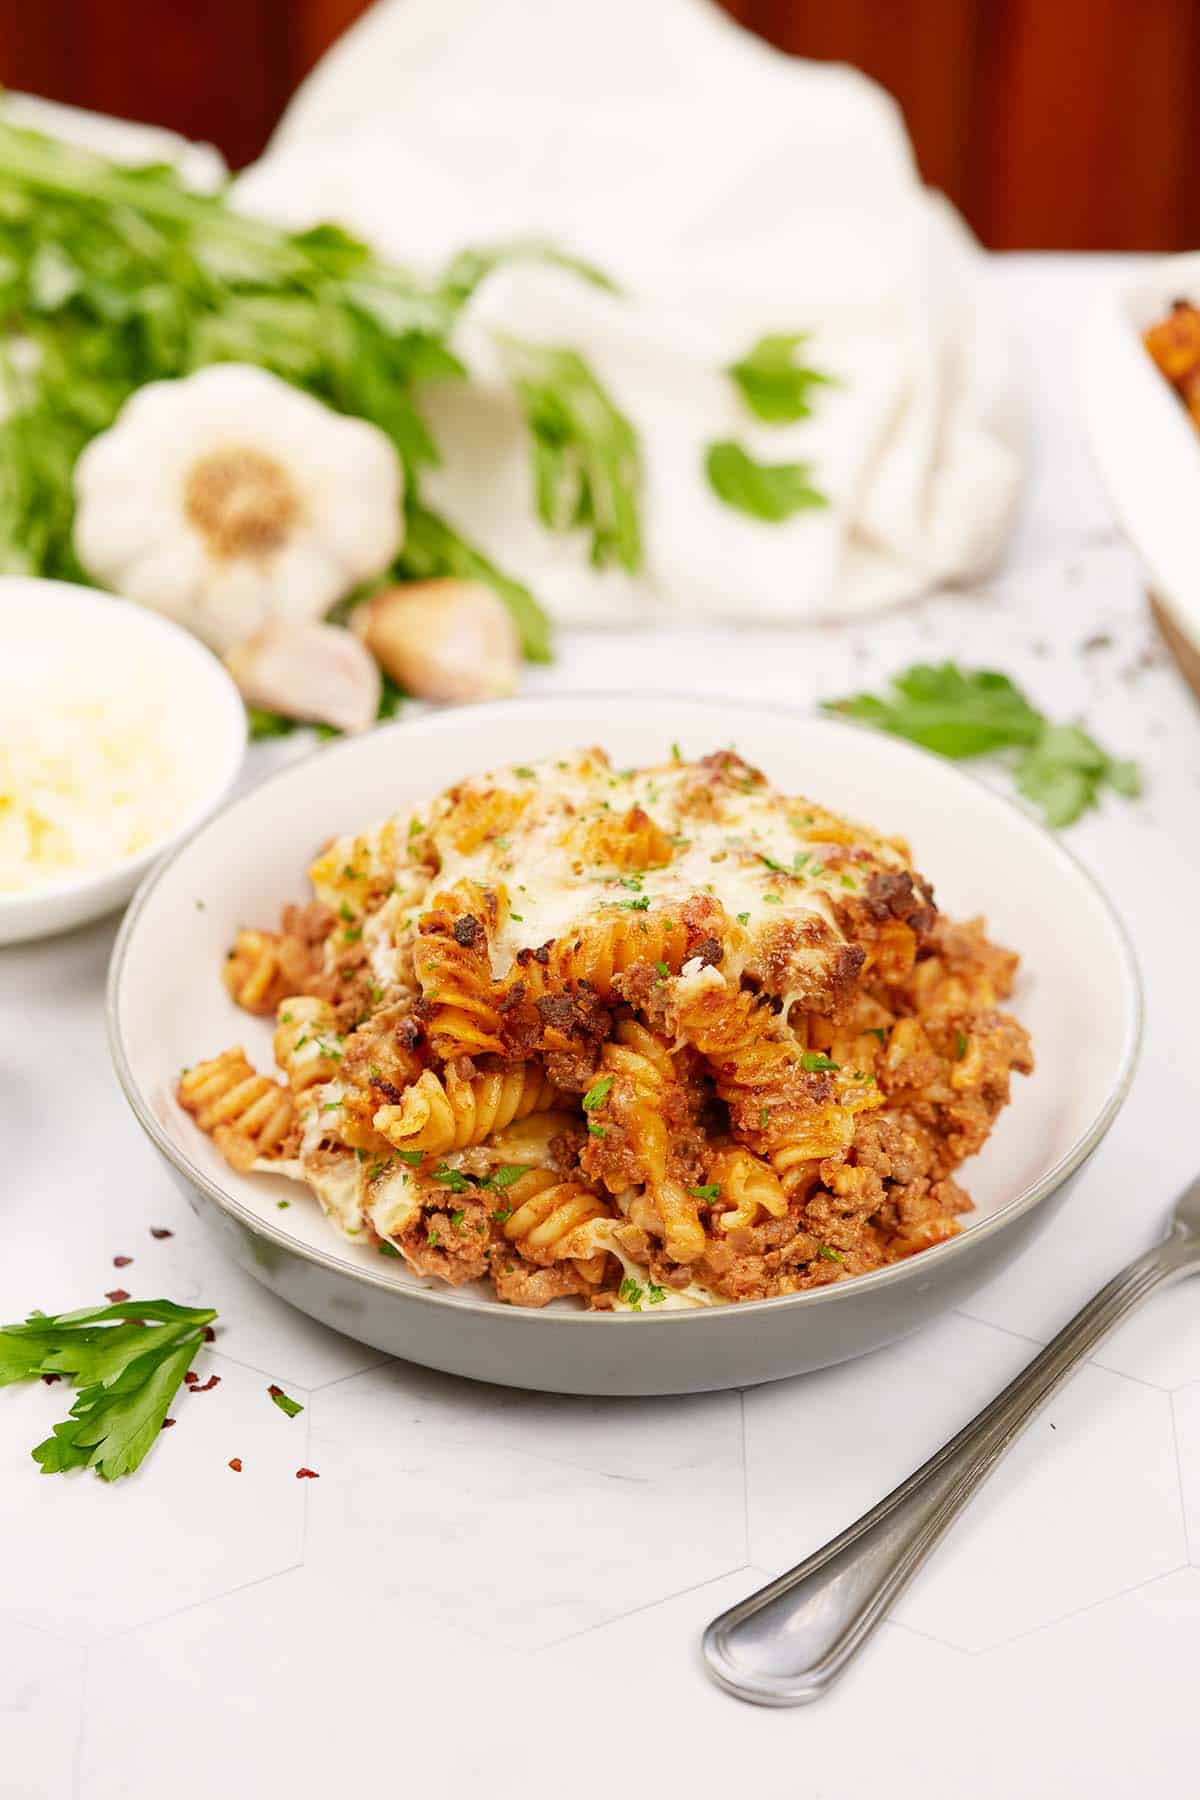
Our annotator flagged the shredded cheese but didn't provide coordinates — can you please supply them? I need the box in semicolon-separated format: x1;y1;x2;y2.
0;667;204;893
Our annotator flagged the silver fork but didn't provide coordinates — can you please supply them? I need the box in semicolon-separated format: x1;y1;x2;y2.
702;1176;1200;1706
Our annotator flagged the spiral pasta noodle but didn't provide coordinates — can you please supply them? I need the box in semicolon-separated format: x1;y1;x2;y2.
374;1063;562;1155
273;996;343;1098
177;1048;295;1171
499;1169;613;1276
414;880;507;1059
594;1019;706;1264
708;1146;789;1232
223;928;285;1016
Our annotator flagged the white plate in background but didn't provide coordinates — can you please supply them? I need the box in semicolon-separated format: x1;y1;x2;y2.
1082;252;1200;665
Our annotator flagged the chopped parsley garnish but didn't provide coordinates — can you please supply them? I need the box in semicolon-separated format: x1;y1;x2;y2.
0;1298;218;1481
449;1210;465;1230
268;1384;303;1419
491;1206;512;1224
801;1052;840;1073
955;1031;969;1060
688;1183;721;1201
868;1028;886;1043
394;1149;424;1167
509;911;525;922
670;742;682;763
727;330;833;423
431;1167;472;1192
621;895;651;911
619;873;644;891
705;439;827;520
408;817;422;838
646;1283;667;1305
618;1277;644;1309
760;1107;770;1129
342;924;363;943
588;1123;607;1138
763;892;782;905
338;900;355;922
583;1075;614;1111
792;851;811;872
758;852;787;873
737;911;750;926
839;874;857;890
427;1230;440;1247
276;1199;290;1210
378;1242;401;1257
817;1245;845;1264
342;864;360;879
489;1164;534;1189
654;960;670;979
513;766;536;779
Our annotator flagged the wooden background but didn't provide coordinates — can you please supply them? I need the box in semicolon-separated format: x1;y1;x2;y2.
2;0;1197;251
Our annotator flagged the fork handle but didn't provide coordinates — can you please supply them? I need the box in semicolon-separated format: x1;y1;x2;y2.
702;1231;1200;1706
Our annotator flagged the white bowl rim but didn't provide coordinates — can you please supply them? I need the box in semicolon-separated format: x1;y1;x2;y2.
106;691;1144;1328
0;577;247;909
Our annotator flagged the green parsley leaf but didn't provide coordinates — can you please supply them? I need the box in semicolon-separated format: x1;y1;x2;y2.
688;1183;721;1201
621;894;651;911
488;1164;534;1190
792;851;811;872
646;1283;667;1306
737;911;750;926
588;1122;607;1138
450;1210;465;1229
393;1149;424;1167
654;960;670;979
704;440;827;521
670;742;682;762
430;1167;473;1193
817;1245;845;1264
618;1277;644;1309
619;873;644;891
427;1230;440;1247
583;1075;614;1112
823;663;1142;830
378;1241;402;1257
868;1027;886;1043
512;766;537;779
801;1052;840;1073
763;892;782;905
955;1031;969;1060
338;900;355;922
498;336;644;572
268;1384;303;1419
727;331;834;424
1;1299;217;1481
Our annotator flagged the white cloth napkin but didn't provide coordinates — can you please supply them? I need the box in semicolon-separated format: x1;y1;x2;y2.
234;0;1024;626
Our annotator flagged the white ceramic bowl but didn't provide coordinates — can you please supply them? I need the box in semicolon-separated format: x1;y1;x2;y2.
1082;253;1200;664
0;579;246;944
108;695;1141;1395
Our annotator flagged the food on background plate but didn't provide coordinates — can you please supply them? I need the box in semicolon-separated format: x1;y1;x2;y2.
177;747;1032;1311
1143;299;1200;427
0;664;206;893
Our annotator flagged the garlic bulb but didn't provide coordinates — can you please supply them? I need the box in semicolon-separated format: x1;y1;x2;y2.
226;621;381;734
353;580;519;703
73;364;404;653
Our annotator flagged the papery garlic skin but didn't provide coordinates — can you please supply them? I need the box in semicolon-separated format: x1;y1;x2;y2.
225;621;382;735
73;365;404;653
354;579;519;704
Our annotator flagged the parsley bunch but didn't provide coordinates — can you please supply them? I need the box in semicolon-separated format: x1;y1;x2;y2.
825;663;1140;828
0;122;648;661
0;1299;217;1481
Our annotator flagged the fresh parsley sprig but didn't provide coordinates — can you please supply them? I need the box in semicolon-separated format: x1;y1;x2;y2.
824;662;1140;829
0;1299;217;1481
726;331;834;424
704;440;827;522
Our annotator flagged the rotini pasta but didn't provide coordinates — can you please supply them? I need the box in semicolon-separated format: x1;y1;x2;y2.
179;747;1032;1309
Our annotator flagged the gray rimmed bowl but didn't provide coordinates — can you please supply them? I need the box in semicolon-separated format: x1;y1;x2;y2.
108;694;1141;1395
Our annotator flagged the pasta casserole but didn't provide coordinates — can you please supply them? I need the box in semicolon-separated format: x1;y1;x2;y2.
178;747;1033;1311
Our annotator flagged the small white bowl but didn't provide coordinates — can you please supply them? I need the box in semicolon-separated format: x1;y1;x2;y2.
0;578;246;944
1082;254;1200;665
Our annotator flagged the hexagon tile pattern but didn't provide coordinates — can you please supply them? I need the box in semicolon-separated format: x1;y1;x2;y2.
0;1356;309;1643
304;1361;746;1649
746;1311;1187;1651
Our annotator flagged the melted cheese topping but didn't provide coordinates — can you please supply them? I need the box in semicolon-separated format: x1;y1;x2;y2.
420;748;922;979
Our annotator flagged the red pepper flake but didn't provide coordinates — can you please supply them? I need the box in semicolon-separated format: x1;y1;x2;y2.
40;1373;62;1385
202;1326;215;1343
149;1227;174;1239
228;1457;243;1473
105;1288;130;1303
112;1255;133;1268
268;1384;282;1398
295;1467;320;1480
189;1374;221;1394
161;1418;176;1430
184;1371;199;1386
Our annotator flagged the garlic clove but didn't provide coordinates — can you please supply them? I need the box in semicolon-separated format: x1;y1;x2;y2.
225;621;382;734
353;580;519;704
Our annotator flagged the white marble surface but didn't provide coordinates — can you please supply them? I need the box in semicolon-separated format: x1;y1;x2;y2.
2;255;1199;1799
